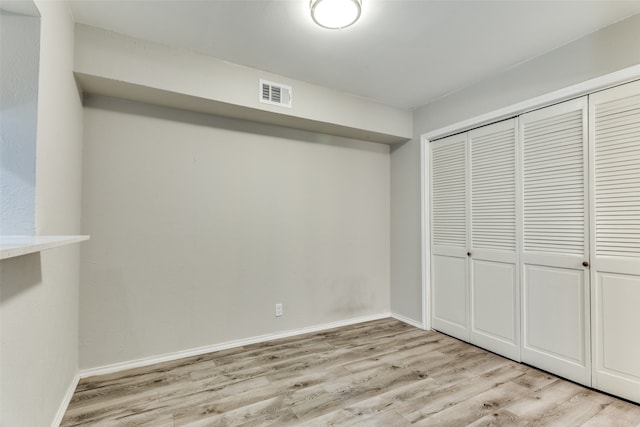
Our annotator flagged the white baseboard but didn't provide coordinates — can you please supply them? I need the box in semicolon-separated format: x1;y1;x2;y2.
52;373;80;427
392;312;425;330
80;312;391;379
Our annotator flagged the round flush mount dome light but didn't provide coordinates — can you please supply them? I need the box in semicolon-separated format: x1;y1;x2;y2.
310;0;362;29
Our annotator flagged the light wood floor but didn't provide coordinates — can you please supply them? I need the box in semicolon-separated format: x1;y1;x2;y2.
61;318;640;426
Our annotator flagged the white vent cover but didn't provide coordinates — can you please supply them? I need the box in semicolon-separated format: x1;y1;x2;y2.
259;79;292;108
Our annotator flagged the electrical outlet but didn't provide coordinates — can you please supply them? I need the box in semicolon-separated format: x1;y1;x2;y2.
275;303;283;317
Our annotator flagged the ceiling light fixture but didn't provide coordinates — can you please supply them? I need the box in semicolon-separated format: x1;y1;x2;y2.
310;0;362;30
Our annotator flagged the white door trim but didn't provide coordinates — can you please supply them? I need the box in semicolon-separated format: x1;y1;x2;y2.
421;134;431;330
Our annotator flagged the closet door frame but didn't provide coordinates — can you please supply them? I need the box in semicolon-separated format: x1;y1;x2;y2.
421;66;640;403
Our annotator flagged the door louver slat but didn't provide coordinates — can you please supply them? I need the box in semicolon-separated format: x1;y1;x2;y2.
523;109;585;255
594;93;640;258
471;127;516;251
432;139;467;247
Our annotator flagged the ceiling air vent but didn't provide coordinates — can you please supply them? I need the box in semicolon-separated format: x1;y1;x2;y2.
260;79;292;108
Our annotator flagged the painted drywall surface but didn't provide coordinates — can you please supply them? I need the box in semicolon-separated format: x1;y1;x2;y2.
0;10;39;235
390;13;640;326
414;13;640;136
73;24;412;142
389;138;422;322
0;250;80;427
34;1;83;235
0;1;83;426
80;96;390;369
33;1;84;423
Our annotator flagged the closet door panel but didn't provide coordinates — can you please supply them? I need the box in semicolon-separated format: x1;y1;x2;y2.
468;119;520;360
597;273;640;374
431;134;469;341
432;254;468;338
471;260;517;351
590;79;640;403
520;98;591;385
522;264;587;374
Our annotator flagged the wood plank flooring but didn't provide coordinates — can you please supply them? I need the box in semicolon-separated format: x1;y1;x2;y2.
61;318;640;426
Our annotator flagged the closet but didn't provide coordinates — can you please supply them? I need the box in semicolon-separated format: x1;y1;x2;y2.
429;79;640;404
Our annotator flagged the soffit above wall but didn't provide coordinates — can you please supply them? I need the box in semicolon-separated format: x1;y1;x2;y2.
75;73;410;144
73;25;412;145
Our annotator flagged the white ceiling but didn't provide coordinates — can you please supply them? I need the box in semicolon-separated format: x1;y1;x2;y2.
69;0;640;110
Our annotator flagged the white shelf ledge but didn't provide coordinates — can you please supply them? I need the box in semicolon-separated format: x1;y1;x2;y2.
0;235;90;260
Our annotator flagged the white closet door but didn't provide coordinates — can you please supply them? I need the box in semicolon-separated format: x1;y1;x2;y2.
468;119;520;361
520;98;591;385
590;80;640;404
431;133;469;341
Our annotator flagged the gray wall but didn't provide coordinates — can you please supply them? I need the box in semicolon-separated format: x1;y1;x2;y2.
414;13;640;136
73;24;412;144
390;138;421;321
390;13;640;324
0;10;39;235
0;1;84;426
80;96;391;370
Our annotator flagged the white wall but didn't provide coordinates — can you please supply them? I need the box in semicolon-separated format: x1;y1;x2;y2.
0;1;84;426
80;96;390;370
390;13;640;325
0;9;39;235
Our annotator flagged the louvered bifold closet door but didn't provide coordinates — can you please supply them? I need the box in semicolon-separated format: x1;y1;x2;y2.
468;119;520;361
590;80;640;404
520;97;591;386
431;133;469;341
